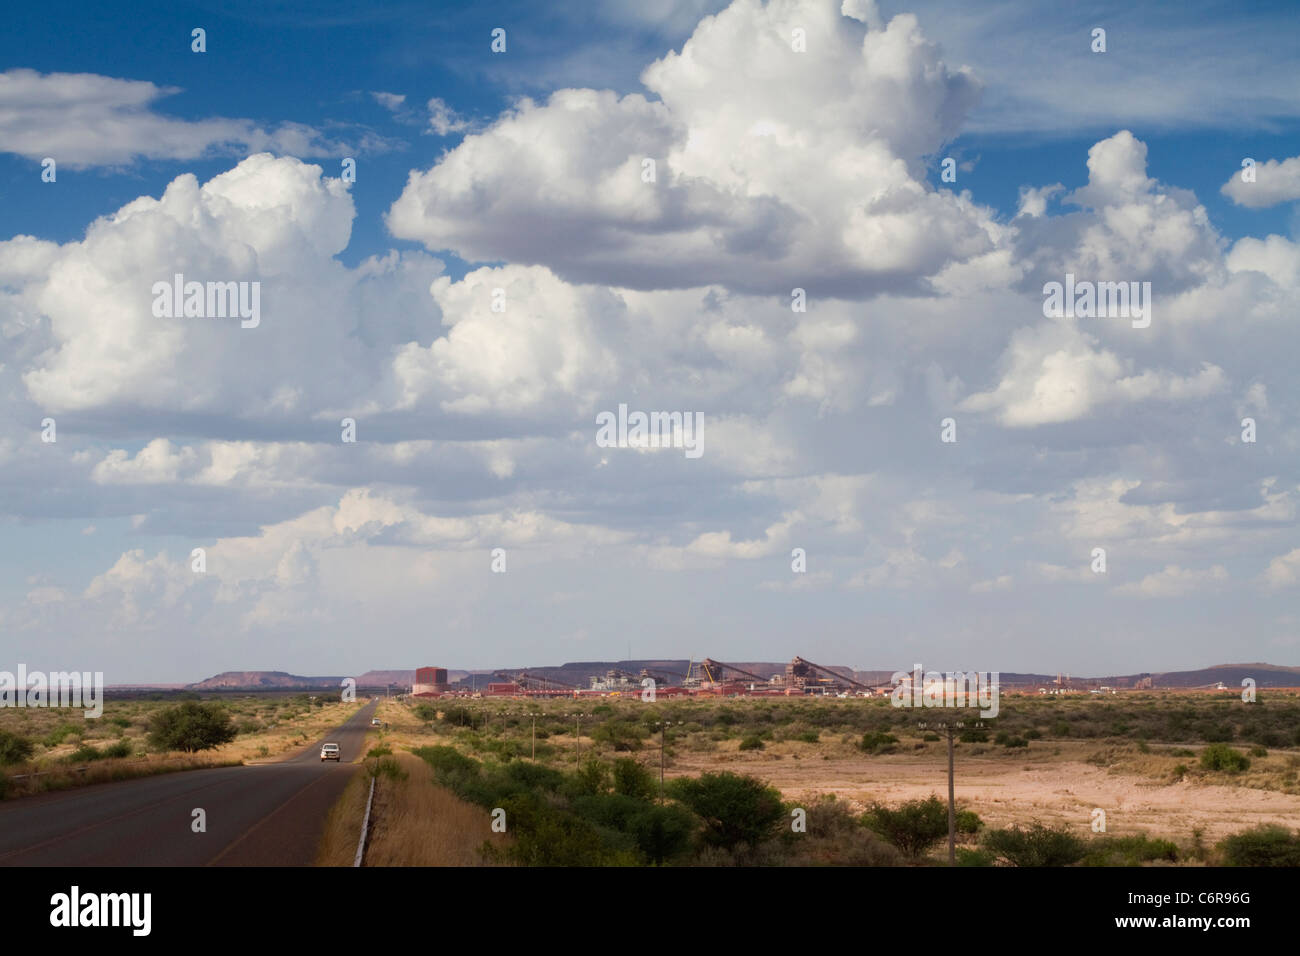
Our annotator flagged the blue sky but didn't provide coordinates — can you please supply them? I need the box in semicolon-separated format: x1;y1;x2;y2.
1;0;1298;681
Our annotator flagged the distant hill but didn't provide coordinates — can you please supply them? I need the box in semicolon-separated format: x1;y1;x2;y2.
188;671;344;689
187;668;472;690
187;660;1300;691
1143;662;1300;688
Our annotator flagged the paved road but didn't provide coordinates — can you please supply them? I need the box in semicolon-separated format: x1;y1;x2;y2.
0;699;379;866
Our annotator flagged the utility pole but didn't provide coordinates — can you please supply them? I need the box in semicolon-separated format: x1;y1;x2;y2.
946;722;956;865
661;722;667;790
653;720;676;798
925;717;960;865
531;713;537;760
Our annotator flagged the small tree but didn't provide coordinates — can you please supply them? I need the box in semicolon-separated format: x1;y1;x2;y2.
984;822;1085;867
147;701;237;753
570;757;611;797
668;771;785;851
612;757;656;800
0;730;35;766
861;795;949;860
628;803;697;865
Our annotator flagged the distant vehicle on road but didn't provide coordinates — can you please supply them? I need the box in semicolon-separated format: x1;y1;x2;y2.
320;743;341;762
371;718;381;726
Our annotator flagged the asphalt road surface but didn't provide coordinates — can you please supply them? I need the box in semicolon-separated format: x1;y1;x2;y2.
0;699;380;866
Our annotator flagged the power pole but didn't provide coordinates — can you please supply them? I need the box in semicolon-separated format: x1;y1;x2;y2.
946;723;956;865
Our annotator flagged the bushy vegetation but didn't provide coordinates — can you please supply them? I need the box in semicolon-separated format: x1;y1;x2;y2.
1199;743;1250;774
861;795;949;859
668;772;785;852
859;731;899;754
1081;834;1179;866
413;746;911;866
1218;825;1300;866
67;739;133;762
147;701;238;753
983;823;1085;867
0;730;35;766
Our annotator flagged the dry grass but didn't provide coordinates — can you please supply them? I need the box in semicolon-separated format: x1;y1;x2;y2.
316;767;373;866
358;752;510;866
1;753;242;799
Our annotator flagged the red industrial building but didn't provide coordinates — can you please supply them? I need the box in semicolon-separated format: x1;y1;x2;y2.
413;666;450;696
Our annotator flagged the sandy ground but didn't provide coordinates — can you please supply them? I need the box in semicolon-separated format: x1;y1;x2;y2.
669;752;1300;842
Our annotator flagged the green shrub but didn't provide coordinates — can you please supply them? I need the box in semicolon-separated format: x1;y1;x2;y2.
147;701;238;753
782;796;901;866
571;758;612;797
439;705;475;727
668;772;785;851
959;729;988;743
414;744;480;780
738;735;765;751
627;803;698;865
956;847;995;867
42;723;77;747
1082;834;1179;866
1219;826;1300;867
861;795;948;860
1249;745;1268;758
860;731;899;754
504;759;566;793
412;703;437;722
1199;743;1250;774
0;730;35;766
69;740;133;762
366;744;392;758
103;739;133;759
984;823;1085;867
591;719;645;752
922;733;940;742
368;756;407;781
612;757;656;800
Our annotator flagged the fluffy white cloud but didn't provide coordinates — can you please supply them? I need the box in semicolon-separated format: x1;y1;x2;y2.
11;154;442;419
388;0;996;295
959;321;1226;427
1221;156;1300;208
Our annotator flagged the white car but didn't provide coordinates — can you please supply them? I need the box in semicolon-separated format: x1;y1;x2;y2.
320;742;341;762
371;718;381;726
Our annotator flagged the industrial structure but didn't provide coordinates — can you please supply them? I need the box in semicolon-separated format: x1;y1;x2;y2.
406;655;891;700
411;666;450;696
